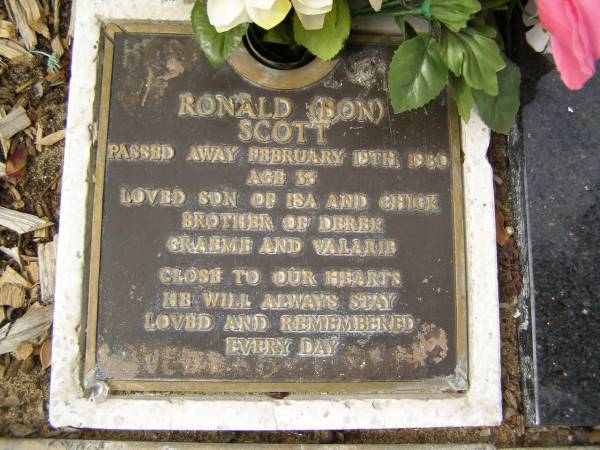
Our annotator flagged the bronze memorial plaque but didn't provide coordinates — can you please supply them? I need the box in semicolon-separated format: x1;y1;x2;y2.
86;24;467;393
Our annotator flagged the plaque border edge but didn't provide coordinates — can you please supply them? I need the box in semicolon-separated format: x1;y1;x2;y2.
83;21;469;395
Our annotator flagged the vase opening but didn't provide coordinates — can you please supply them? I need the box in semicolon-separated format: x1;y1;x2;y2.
243;23;315;70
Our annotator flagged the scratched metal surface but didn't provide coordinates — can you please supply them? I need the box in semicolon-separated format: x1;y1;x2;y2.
92;31;461;384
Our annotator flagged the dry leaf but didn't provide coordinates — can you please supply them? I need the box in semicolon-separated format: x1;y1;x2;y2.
35;123;43;152
38;235;56;301
0;266;32;289
67;0;74;43
52;0;61;35
6;184;25;210
25;261;39;284
51;34;63;56
0;106;32;135
15;79;34;94
40;337;51;369
5;0;37;49
33;224;49;241
0;284;25;308
0;246;23;269
14;341;33;360
0;206;52;234
0;20;17;39
20;354;35;373
0;304;53;354
495;205;510;247
19;0;51;38
0;106;31;157
46;70;63;84
36;128;65;146
6;145;28;179
0;305;22;326
0;38;32;62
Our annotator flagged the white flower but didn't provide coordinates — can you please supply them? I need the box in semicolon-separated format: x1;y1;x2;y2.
526;23;551;54
369;0;383;11
521;0;551;55
521;0;537;27
207;0;292;32
291;0;333;30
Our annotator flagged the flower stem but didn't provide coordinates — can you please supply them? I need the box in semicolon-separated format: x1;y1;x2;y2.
351;0;428;18
353;8;422;18
351;0;409;14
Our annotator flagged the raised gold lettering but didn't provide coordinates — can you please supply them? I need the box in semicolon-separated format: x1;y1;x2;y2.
246;168;286;186
281;214;311;232
349;292;397;311
198;190;238;207
258;236;303;255
166;235;253;255
225;337;293;356
352;150;401;169
248;147;345;166
312;238;396;257
162;291;192;308
186;145;240;163
318;215;384;233
280;314;414;333
108;143;175;161
250;191;277;208
158;267;222;285
325;192;368;210
272;269;318;287
223;314;269;332
145;312;213;331
202;292;252;309
178;92;197;117
260;292;339;310
120;187;185;207
298;337;339;356
286;192;319;209
181;212;274;232
378;193;440;213
324;270;402;288
232;269;261;285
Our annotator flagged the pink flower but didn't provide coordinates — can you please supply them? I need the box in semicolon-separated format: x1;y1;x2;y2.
538;0;600;90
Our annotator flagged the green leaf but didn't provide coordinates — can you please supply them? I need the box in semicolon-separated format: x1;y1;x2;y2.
440;27;505;95
388;33;449;113
263;22;295;45
449;74;473;122
479;0;509;11
394;15;406;37
395;15;418;40
430;0;481;32
293;0;351;61
471;15;497;38
473;59;521;134
191;0;248;67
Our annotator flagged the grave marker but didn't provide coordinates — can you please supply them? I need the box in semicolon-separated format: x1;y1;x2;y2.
50;2;501;430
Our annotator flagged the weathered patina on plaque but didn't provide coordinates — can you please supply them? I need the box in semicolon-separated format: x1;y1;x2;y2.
85;24;467;393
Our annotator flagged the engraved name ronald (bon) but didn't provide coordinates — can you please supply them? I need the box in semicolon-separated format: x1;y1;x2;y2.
105;92;451;359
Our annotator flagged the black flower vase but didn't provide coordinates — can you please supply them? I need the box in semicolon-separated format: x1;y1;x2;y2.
244;23;314;70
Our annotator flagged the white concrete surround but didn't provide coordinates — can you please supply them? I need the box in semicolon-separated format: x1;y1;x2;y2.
50;0;501;430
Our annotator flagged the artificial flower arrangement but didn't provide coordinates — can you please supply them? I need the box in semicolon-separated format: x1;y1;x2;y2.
191;0;600;134
523;0;600;90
